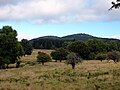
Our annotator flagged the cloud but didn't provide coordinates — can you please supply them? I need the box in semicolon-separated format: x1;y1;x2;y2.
17;33;40;41
109;36;120;39
103;35;120;40
0;0;120;23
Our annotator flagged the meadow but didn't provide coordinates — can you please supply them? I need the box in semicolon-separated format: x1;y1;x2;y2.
0;49;120;90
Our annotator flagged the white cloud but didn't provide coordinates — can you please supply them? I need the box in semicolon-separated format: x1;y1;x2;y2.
0;0;120;23
17;33;39;41
103;35;120;40
109;36;120;39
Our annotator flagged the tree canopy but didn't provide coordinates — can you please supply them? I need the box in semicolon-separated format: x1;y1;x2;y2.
0;26;24;68
51;48;68;62
37;51;51;65
68;41;90;59
21;39;33;56
66;52;81;69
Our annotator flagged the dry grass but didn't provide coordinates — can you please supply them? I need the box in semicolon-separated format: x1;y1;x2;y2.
0;49;120;90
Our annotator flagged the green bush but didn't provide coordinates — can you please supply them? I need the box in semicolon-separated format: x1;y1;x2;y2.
107;51;120;62
37;51;51;65
95;53;106;62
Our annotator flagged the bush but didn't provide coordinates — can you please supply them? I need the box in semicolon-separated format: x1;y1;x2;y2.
37;51;51;65
107;51;120;62
88;53;96;60
95;53;106;62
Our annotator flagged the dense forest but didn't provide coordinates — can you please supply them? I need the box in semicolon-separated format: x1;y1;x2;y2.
30;33;120;49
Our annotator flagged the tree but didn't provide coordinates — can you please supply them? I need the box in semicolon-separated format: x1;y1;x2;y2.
68;41;90;59
66;52;81;69
37;51;51;65
107;51;120;62
87;39;106;54
95;53;107;62
0;26;24;68
106;41;118;52
51;48;68;62
109;0;120;10
21;39;33;56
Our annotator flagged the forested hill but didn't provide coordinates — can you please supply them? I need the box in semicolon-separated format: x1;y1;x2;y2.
61;33;96;41
30;33;120;49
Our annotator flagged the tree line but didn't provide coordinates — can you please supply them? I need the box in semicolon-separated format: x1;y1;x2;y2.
31;38;64;49
37;40;120;69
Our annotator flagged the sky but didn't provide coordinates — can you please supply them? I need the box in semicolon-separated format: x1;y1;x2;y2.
0;0;120;41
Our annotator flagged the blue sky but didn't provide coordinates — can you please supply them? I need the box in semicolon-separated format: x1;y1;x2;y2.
0;0;120;40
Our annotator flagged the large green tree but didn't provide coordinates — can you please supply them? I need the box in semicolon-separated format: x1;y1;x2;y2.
21;39;33;56
106;41;118;52
51;48;68;62
87;39;106;54
0;26;24;68
68;41;90;59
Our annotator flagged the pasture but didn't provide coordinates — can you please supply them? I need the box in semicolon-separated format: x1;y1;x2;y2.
0;49;120;90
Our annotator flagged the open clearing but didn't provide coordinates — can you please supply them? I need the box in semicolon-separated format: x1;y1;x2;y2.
0;49;120;90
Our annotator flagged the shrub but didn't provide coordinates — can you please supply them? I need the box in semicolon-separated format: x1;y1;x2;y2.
88;53;96;60
107;51;120;62
37;51;51;65
95;53;106;62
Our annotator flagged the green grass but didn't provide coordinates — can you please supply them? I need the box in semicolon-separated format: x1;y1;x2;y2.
0;49;120;90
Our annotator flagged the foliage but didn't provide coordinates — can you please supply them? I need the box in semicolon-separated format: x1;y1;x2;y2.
62;41;72;49
68;41;90;59
66;52;81;69
88;52;96;60
87;39;107;54
0;26;24;68
107;51;120;62
37;51;51;65
106;41;118;52
21;39;33;55
31;38;64;49
51;48;68;62
109;0;120;10
95;53;107;62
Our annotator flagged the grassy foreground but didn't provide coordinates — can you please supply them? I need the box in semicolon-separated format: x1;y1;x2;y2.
0;49;120;90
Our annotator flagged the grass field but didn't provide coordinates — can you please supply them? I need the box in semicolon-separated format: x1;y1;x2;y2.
0;49;120;90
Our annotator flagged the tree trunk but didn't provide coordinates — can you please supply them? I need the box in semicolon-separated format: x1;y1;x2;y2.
16;62;21;68
55;60;57;62
71;63;75;69
60;60;62;62
6;64;9;68
42;62;44;65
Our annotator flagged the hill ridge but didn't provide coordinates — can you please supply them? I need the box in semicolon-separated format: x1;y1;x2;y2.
30;33;120;42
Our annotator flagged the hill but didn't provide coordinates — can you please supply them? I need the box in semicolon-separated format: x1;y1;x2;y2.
30;33;119;42
30;33;120;49
61;33;96;41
